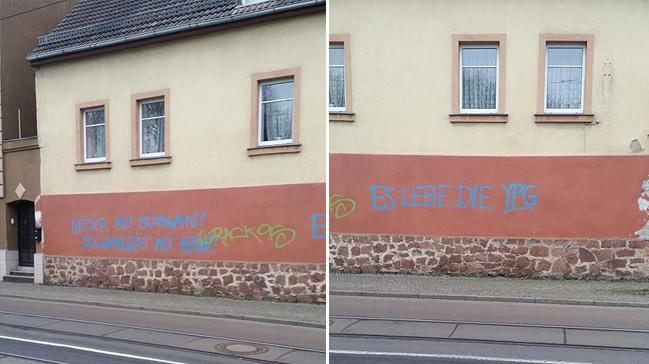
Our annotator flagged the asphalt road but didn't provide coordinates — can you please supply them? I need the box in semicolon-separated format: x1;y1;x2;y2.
0;296;325;363
330;352;561;364
330;295;649;364
330;353;510;364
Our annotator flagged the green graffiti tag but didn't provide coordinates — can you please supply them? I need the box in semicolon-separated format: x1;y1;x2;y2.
330;194;356;220
198;224;297;249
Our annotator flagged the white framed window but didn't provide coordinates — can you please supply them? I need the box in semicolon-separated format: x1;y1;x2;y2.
139;98;165;158
329;43;345;111
460;45;499;114
258;79;294;146
544;43;585;114
83;107;106;163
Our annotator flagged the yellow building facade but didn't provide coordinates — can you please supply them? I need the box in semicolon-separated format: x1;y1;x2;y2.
330;0;649;279
32;0;326;302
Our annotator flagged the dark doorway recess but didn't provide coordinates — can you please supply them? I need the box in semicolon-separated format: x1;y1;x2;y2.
15;201;35;267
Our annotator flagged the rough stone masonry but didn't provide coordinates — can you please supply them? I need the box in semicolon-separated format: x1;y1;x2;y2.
45;256;326;303
330;234;649;279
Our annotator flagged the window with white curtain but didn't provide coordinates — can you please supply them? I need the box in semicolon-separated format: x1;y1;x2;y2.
329;43;345;111
259;79;294;145
545;44;585;113
83;107;106;162
460;45;499;113
139;99;165;157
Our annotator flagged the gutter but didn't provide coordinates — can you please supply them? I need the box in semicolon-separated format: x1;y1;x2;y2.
26;0;325;63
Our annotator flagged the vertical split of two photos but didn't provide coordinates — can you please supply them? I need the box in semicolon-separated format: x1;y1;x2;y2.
328;1;649;363
1;0;326;363
0;0;648;363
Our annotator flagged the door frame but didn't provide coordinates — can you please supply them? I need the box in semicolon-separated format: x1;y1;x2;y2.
11;200;35;267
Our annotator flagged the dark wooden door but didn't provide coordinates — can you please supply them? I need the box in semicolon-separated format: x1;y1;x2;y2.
17;203;35;267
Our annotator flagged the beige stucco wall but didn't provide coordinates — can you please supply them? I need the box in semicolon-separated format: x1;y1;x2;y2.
37;13;325;195
330;0;649;156
4;143;40;203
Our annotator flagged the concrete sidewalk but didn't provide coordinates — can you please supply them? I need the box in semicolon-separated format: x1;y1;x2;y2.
0;282;324;327
0;356;42;364
331;316;649;351
331;273;649;307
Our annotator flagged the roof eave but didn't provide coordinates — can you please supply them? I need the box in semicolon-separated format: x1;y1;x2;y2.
27;0;325;64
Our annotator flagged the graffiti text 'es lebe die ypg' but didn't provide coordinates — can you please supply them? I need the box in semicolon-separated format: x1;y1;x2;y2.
370;183;538;214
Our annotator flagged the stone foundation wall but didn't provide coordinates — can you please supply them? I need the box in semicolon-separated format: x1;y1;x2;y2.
330;234;649;279
45;256;326;303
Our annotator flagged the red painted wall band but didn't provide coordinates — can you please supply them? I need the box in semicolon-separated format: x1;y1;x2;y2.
330;154;649;239
41;183;326;263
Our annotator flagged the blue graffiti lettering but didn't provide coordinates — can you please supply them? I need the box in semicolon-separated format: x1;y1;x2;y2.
72;218;108;233
401;184;437;208
371;183;538;214
370;185;397;211
502;183;538;214
153;237;173;252
437;184;451;208
82;236;149;252
115;217;135;231
310;213;326;240
456;185;478;209
479;185;495;210
179;237;213;254
139;212;205;230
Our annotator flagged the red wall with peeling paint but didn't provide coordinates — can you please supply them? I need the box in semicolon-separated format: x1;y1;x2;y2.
330;154;649;239
40;183;325;263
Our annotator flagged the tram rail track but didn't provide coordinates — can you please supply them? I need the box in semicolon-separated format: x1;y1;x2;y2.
0;309;324;363
329;314;649;353
0;309;324;354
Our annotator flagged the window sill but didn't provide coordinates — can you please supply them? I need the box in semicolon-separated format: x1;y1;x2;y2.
449;113;508;123
3;137;39;152
534;114;595;123
129;156;172;167
329;111;355;122
247;143;301;156
75;161;111;171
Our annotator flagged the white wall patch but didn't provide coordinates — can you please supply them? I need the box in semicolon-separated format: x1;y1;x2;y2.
635;178;649;238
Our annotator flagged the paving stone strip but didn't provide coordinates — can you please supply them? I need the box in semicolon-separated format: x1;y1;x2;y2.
0;282;324;327
330;318;649;351
331;273;649;307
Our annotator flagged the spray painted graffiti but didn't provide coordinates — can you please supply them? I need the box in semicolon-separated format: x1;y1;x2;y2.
122;212;205;231
370;183;538;214
310;214;326;240
83;235;150;253
72;212;206;233
197;224;297;249
635;178;649;239
72;211;307;256
330;194;356;219
43;183;325;263
74;211;213;255
81;235;217;255
308;194;358;240
502;183;538;214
